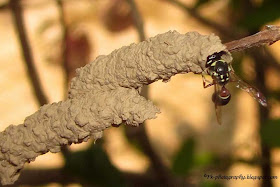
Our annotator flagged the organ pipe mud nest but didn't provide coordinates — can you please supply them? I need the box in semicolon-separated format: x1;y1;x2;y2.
0;26;280;185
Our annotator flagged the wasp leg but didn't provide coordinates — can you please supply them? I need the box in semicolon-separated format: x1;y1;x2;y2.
202;74;214;88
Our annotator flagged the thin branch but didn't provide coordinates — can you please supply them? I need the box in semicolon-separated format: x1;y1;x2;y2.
126;0;145;41
55;0;69;89
225;25;280;52
9;0;49;106
55;0;71;158
12;156;280;186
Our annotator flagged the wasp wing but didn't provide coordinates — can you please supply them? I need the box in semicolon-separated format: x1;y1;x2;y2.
229;69;267;107
213;83;223;125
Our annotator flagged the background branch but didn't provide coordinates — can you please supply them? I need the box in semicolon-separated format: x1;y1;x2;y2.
126;0;173;186
252;49;272;187
55;0;72;158
126;0;145;41
9;0;49;106
55;0;69;90
11;168;171;187
224;25;280;187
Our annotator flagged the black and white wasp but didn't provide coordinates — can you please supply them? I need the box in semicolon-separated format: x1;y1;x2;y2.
202;51;267;124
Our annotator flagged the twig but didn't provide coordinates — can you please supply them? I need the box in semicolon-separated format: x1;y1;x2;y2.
225;25;280;52
55;0;69;89
126;0;145;41
55;0;71;158
9;0;49;106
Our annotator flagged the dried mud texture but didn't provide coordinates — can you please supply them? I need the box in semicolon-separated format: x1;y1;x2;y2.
69;31;232;97
0;30;231;185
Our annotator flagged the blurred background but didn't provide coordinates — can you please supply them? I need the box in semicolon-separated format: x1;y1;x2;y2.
0;0;280;186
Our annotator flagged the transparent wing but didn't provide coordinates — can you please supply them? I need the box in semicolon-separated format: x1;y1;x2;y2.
229;70;267;107
213;83;223;125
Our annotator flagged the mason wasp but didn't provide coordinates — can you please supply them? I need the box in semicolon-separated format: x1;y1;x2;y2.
202;51;267;124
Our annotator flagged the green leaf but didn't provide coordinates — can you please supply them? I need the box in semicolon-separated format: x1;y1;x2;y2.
240;1;280;30
194;152;216;167
261;119;280;147
172;138;195;176
229;0;243;10
64;143;126;187
200;181;224;187
269;91;280;100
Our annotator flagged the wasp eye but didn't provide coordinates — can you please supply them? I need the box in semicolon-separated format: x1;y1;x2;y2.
209;55;216;60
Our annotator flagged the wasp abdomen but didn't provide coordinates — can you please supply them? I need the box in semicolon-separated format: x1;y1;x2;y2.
212;86;231;106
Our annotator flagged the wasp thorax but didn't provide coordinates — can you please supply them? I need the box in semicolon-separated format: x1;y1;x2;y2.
209;60;230;86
